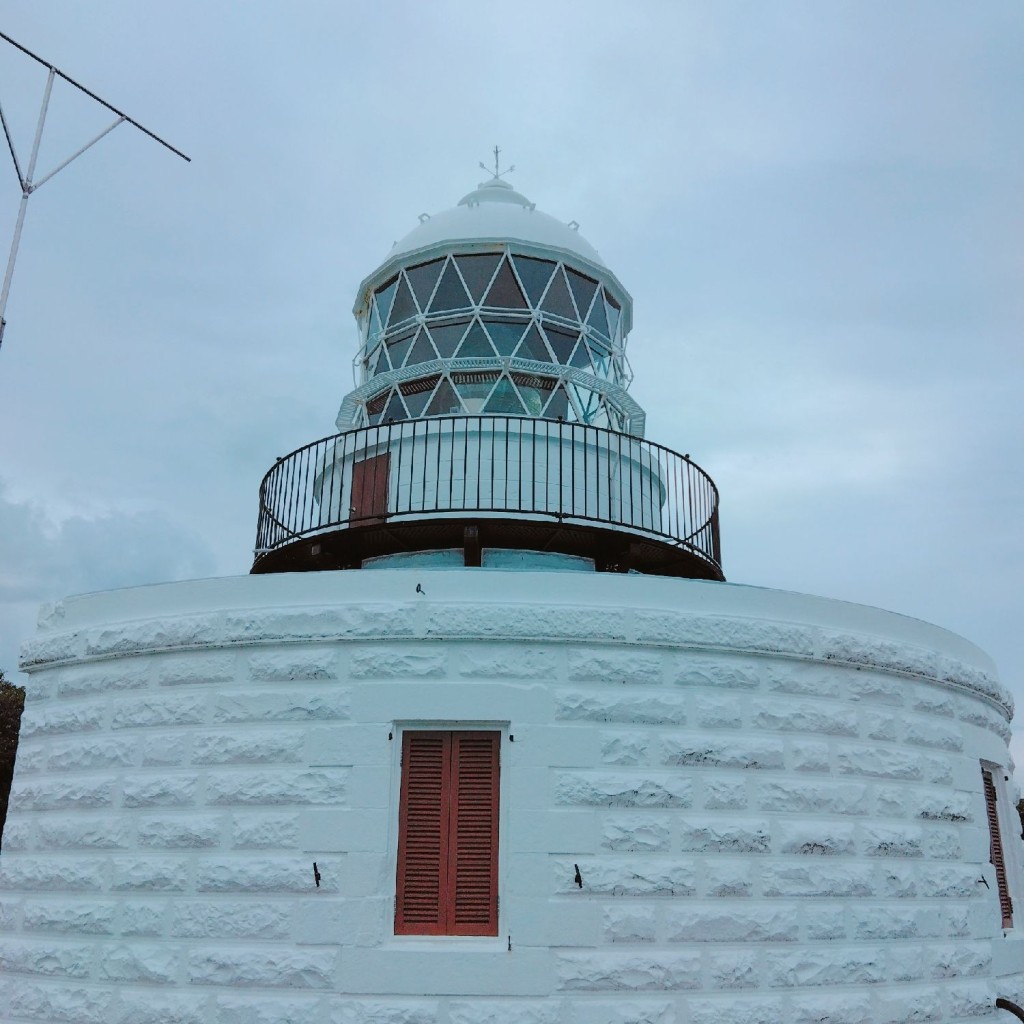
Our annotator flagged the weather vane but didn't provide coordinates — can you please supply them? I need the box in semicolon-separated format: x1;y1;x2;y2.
0;31;190;352
480;145;514;181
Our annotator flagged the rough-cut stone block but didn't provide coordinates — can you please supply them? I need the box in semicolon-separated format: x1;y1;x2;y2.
555;772;692;808
788;740;831;773
18;700;105;737
120;900;167;936
872;986;943;1024
156;652;236;686
232;813;300;849
600;815;670;852
123;774;198;808
0;976;115;1022
556;691;687;725
0;938;93;977
751;700;858;736
141;734;189;766
36;816;129;850
759;780;868;815
455;646;558;680
835;745;924;780
678;819;770;854
424;603;622;641
557;951;702;990
761;864;874;898
668;655;760;689
688;996;787;1024
348;646;446;679
329;1000;440;1024
600;733;650;766
790;992;872;1024
554;857;695;896
446;1002;560;1024
946;980;996;1018
875;786;909;818
212;691;349;723
12;777;113;812
802;905;848;940
55;663;149;697
703;861;753;898
116;991;209;1024
188;945;336;988
822;632;936;677
249;648;339;681
666;905;799;942
661;735;784;770
860;824;925;858
639;614;815;656
194;730;303;765
111;856;189;892
568;651;662;685
172;900;291;939
603;905;657;943
707;948;758;988
880;864;919;899
764;663;841;698
111;694;205;729
928;942;992;978
864;710;897;741
763;945;886;987
47;736;136;771
0;857;105;892
196;857;339;894
693;692;743;729
854;905;919;940
917;865;980;899
846;673;905;706
138;815;221;848
97;942;179;984
702;777;748;810
217;994;325;1024
0;819;31;850
21;901;115;935
917;792;972;823
903;717;964;751
774;821;856;856
206;769;347;806
924;826;962;860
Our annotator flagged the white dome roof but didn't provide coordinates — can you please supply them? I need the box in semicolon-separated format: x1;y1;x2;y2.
387;178;605;268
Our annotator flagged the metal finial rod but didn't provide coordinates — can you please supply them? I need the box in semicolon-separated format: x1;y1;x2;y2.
479;145;514;181
0;32;191;350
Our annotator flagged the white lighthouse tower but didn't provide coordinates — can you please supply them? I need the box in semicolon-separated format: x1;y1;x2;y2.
2;167;1024;1023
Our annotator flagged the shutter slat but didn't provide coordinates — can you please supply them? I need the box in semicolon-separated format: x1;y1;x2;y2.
395;732;451;934
982;767;1014;929
447;732;500;935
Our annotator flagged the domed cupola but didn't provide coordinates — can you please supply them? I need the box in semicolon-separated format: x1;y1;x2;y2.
252;160;722;580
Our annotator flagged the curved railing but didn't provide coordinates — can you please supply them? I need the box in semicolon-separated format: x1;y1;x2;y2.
253;415;721;578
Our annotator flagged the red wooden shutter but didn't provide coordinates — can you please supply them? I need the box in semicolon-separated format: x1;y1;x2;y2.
982;767;1014;928
351;452;390;522
448;731;500;936
395;732;450;934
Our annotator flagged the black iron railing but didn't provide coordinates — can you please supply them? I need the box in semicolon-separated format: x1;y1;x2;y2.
253;416;721;576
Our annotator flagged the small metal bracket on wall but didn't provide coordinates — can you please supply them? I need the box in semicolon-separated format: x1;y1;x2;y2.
0;31;190;351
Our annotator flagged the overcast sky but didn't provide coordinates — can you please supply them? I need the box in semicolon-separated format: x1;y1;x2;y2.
0;2;1021;758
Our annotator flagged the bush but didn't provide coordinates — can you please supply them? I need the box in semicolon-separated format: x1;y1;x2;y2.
0;671;26;847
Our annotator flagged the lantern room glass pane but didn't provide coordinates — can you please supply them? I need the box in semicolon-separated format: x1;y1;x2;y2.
382;389;408;423
455;322;496;358
388;274;418;326
587;296;610;338
387;327;417;369
406;329;438;367
484;320;524;357
483;258;528;309
400;375;441;418
515;324;552;363
543;384;570;421
455;254;502;302
565;268;598;320
512;255;555;306
429;260;472;313
429;321;469;359
406;259;445;309
374;276;398;324
543;325;578;364
425;378;462;416
483;377;527;415
540;267;577;319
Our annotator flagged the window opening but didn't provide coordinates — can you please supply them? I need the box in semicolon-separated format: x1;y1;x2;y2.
395;730;500;936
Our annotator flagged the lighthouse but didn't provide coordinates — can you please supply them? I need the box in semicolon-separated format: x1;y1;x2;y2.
1;167;1023;1023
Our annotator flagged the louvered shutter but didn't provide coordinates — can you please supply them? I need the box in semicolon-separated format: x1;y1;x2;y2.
395;732;450;934
982;767;1014;928
448;732;500;935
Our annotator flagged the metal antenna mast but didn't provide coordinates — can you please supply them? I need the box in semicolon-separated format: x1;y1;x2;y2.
0;31;190;350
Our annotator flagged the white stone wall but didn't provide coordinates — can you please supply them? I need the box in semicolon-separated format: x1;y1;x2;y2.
1;569;1022;1024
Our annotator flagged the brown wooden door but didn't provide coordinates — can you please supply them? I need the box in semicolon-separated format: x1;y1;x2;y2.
351;452;390;522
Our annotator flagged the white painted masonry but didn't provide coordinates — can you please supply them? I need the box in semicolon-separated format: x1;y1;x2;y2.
1;567;1022;1023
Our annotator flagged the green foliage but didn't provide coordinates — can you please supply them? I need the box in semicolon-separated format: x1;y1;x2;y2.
0;669;26;847
1017;797;1024;840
